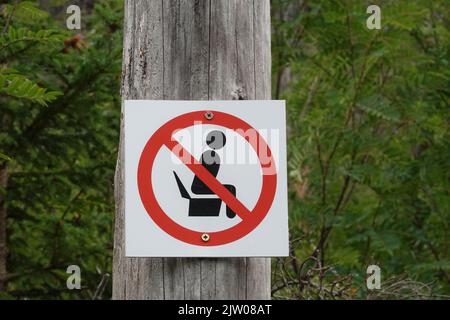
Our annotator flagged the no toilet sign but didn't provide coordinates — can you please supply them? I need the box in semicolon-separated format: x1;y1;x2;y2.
125;100;288;257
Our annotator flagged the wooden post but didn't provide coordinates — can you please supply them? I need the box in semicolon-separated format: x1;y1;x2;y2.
113;0;272;300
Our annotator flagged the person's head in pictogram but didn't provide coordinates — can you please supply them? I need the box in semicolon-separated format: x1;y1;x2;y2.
206;130;226;150
202;130;225;165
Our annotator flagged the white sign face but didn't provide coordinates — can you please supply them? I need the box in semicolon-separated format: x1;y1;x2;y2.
125;100;288;257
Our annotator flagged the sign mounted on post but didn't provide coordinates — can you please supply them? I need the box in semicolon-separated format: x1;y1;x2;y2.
125;100;288;257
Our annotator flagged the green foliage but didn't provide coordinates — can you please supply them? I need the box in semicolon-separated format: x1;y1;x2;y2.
0;27;63;50
272;0;449;299
0;69;61;105
0;152;11;161
0;14;65;106
2;1;49;21
0;0;123;299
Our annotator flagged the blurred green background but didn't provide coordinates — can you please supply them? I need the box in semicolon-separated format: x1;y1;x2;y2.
0;0;448;299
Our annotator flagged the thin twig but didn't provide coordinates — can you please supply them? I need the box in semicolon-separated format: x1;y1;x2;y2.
2;0;19;35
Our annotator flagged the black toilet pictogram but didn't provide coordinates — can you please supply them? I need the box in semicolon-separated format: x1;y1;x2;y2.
173;130;237;218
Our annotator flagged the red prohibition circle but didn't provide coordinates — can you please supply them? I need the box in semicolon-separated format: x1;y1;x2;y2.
137;110;277;246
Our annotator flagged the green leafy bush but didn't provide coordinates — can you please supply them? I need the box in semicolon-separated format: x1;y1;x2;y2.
0;0;123;299
272;0;449;299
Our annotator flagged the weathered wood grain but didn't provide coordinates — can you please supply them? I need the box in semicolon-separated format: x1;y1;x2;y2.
113;0;272;300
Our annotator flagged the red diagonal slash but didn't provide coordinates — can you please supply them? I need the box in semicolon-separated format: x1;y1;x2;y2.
165;138;252;220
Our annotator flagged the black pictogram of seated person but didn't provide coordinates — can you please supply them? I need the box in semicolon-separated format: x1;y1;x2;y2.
191;130;236;218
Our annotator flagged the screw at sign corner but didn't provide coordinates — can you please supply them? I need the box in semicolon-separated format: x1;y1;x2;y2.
204;111;214;120
201;233;210;242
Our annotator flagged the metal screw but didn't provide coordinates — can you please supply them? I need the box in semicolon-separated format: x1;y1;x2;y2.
204;111;214;120
201;233;210;242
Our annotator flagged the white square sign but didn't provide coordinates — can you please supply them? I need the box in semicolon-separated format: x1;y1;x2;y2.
125;100;288;257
